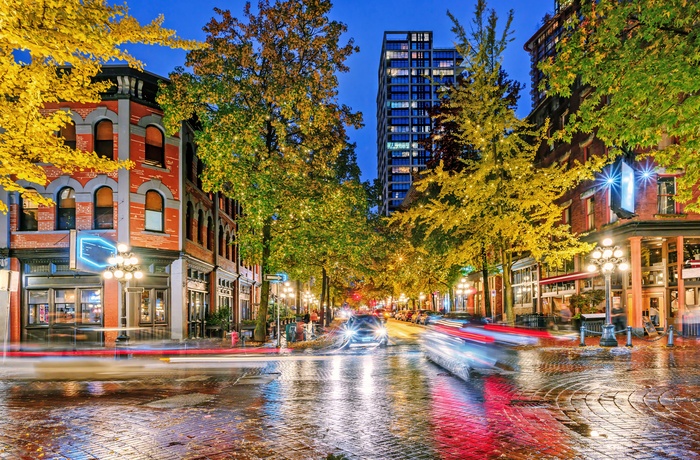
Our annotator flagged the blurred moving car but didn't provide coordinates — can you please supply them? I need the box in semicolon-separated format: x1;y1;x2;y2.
342;314;388;347
420;310;443;325
442;312;491;325
373;308;391;321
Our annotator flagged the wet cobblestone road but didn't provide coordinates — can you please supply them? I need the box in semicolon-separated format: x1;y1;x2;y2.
1;323;700;459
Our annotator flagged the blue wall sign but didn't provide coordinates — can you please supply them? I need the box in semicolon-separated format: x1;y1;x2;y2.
70;231;117;273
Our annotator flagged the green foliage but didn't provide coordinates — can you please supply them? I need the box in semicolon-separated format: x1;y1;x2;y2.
541;0;700;210
391;1;594;322
0;0;196;213
569;290;605;318
159;0;361;341
206;306;231;328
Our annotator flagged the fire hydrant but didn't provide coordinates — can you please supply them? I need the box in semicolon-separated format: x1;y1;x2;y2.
230;331;239;347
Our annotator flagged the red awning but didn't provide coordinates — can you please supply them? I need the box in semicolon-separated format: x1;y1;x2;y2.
539;271;595;285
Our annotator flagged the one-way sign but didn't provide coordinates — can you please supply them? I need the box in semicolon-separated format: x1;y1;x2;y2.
264;274;284;281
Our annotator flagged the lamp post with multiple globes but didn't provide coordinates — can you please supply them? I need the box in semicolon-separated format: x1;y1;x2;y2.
587;238;629;347
456;278;468;312
103;243;143;349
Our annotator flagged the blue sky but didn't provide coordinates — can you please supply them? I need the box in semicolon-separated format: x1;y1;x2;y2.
125;0;555;182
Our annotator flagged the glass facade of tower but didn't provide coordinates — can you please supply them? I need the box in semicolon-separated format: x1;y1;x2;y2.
376;31;460;216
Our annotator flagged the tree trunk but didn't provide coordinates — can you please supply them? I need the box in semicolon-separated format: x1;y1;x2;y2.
320;266;328;328
482;244;491;318
254;217;273;342
501;249;514;323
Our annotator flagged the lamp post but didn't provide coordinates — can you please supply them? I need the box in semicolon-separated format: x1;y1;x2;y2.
103;243;143;353
587;238;629;347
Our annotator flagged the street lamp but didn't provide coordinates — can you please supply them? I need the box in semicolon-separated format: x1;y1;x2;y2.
103;243;143;352
419;292;426;309
587;238;629;347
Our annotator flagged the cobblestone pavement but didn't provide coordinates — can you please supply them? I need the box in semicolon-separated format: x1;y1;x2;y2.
0;324;699;459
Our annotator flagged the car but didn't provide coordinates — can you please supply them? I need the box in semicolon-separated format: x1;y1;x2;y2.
442;312;491;325
373;308;390;321
420;310;443;325
342;314;388;347
404;310;417;322
412;309;430;323
395;310;407;321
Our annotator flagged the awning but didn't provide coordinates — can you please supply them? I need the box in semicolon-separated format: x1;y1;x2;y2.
539;271;595;285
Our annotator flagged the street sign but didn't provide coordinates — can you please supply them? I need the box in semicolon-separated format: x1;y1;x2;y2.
264;274;284;281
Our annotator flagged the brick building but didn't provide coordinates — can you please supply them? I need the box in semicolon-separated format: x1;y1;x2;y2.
522;1;700;334
0;66;260;348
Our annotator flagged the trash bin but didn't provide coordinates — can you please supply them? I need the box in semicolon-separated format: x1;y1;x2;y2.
285;323;296;343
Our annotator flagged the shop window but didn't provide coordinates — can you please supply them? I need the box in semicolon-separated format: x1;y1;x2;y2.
19;189;39;231
61;121;76;150
28;290;49;325
144;125;164;167
57;187;76;230
197;209;204;245
141;288;167;325
144;190;164;232
586;196;595;230
54;289;76;324
80;289;102;324
94;120;113;159
658;177;678;214
93;186;114;229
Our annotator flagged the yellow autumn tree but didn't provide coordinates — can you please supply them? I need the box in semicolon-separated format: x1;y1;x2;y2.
0;0;197;212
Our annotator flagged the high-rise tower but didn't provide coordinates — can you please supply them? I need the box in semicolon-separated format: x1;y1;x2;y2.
376;31;460;216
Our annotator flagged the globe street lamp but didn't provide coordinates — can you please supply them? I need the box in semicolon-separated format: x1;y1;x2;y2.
103;243;143;352
587;238;629;347
456;278;468;312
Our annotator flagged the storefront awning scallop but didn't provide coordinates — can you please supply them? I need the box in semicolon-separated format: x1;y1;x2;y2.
539;271;595;285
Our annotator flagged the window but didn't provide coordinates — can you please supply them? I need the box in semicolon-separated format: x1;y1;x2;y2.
94;120;113;159
93;187;113;229
185;203;193;240
28;290;49;325
54;289;76;324
61;121;76;150
57;187;76;230
196;158;203;189
144;190;164;232
144;125;164;167
225;232;231;260
658;177;677;214
586;196;595;230
207;216;214;250
19;189;39;231
197;209;204;245
219;225;224;256
186;144;195;183
80;289;102;324
140;289;167;325
562;206;571;226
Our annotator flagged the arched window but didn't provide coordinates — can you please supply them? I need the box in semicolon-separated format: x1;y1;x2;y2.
207;216;213;251
61;121;76;150
185;202;193;240
196;158;203;189
144;190;164;232
218;225;224;257
197;209;204;245
57;187;76;230
186;144;195;183
145;125;164;167
94;120;113;159
19;189;39;231
93;187;113;229
225;231;231;260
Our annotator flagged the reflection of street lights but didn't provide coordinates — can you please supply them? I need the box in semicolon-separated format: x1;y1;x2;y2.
103;243;143;351
587;238;629;347
419;292;426;309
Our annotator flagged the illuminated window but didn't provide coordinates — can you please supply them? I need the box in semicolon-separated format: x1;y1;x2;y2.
93;187;113;229
61;121;76;150
145;125;164;167
94;120;113;159
144;190;164;232
658;177;677;214
586;196;595;230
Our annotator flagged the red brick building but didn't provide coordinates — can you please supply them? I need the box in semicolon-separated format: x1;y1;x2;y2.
1;66;260;348
522;1;700;334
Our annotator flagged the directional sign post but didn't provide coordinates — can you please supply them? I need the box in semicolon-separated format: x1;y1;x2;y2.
264;274;284;282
